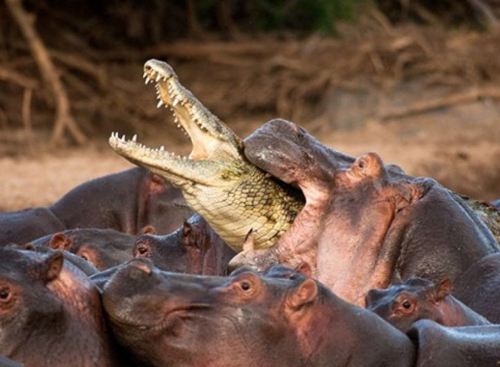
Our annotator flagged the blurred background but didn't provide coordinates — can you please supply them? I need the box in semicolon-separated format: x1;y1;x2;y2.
0;0;499;210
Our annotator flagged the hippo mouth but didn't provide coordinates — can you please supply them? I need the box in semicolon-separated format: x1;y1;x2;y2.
107;303;212;333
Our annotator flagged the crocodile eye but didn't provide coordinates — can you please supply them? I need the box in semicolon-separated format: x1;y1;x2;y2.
0;287;11;303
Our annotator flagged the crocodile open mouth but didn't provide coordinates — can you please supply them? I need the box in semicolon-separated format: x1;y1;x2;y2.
109;59;242;187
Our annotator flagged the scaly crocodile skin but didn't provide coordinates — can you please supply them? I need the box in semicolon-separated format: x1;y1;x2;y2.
109;59;304;252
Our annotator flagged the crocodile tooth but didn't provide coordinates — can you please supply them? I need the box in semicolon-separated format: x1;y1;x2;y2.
156;75;161;82
143;72;147;79
157;100;164;108
160;146;164;151
145;77;151;85
132;134;137;142
121;134;126;141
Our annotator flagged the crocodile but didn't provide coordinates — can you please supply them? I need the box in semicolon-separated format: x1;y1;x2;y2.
109;59;303;252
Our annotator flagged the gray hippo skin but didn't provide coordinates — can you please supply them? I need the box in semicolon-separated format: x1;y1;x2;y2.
133;214;235;275
30;228;150;271
0;246;125;366
409;319;500;367
0;167;192;245
102;260;415;367
366;277;490;333
453;253;500;323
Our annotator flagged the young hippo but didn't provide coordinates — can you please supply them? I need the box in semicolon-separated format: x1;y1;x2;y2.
0;247;122;367
102;261;415;367
133;214;235;275
30;227;155;271
366;277;490;333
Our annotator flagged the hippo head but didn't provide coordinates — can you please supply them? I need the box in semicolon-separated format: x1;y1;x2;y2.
0;249;65;356
0;247;113;366
133;214;235;275
45;229;140;271
103;260;323;367
242;119;496;305
366;277;452;332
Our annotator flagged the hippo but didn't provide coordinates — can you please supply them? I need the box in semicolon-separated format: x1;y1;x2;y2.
102;260;415;367
0;167;192;245
235;119;498;305
0;208;65;247
453;253;500;323
133;214;235;275
30;227;155;271
408;320;500;367
366;277;490;332
0;247;122;366
18;242;99;276
0;356;23;367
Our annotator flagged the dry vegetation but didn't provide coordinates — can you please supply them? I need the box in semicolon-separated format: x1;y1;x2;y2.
0;2;499;210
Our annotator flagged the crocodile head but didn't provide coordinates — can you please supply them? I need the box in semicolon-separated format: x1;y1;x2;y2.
109;59;243;189
109;60;303;251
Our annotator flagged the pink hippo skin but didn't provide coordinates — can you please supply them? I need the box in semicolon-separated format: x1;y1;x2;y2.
0;246;126;367
238;119;498;306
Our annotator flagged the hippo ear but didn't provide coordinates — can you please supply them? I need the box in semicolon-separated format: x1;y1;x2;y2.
22;243;35;251
288;279;318;310
182;220;193;239
141;225;157;235
434;279;453;301
49;233;72;250
149;174;166;193
41;251;64;282
294;262;312;278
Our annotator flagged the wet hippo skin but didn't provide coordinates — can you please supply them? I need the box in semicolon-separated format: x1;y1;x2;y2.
453;253;500;323
133;214;235;275
0;247;124;367
102;260;415;367
0;355;23;367
408;320;500;367
366;277;490;333
30;227;149;271
239;119;498;305
0;167;192;246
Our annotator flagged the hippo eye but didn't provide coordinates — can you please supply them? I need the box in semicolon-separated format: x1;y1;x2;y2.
240;281;252;291
0;287;11;302
80;254;89;261
400;299;414;311
358;159;366;169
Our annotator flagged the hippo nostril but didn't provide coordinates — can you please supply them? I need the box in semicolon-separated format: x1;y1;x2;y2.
128;260;153;278
136;244;150;256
